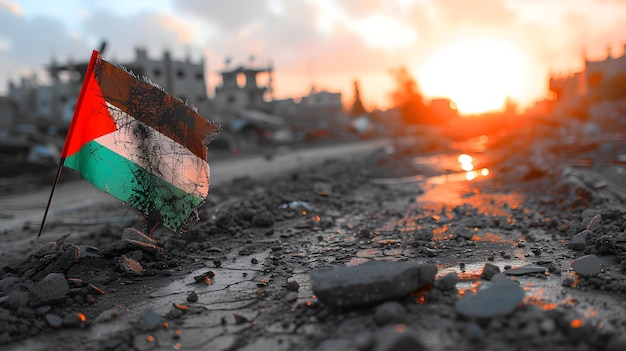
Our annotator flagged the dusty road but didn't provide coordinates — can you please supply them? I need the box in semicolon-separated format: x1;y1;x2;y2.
1;136;625;351
0;140;388;264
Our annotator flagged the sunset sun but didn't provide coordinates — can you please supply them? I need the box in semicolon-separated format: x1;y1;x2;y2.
417;37;531;115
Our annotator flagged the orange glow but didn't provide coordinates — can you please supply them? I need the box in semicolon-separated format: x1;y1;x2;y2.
176;329;182;335
77;312;86;322
458;154;474;171
471;232;516;244
418;37;531;114
524;295;556;310
301;210;307;216
174;303;189;311
571;319;582;328
465;171;478;181
458;282;482;295
396;324;406;333
147;336;155;342
433;225;452;240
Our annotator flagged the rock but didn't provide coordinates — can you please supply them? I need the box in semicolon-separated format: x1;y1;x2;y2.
32;244;80;280
582;209;600;223
193;271;215;283
503;264;547;276
33;241;58;258
452;225;474;240
77;245;101;258
63;313;85;328
413;228;433;241
116;255;144;275
44;313;63;328
252;211;274;227
571;254;601;277
434;272;458;291
187;291;199;302
285;279;300;292
29;273;70;307
586;214;603;232
620;260;626;272
595;235;616;254
0;290;28;309
481;263;500;280
454;278;525;318
140;309;162;331
374;301;406;325
373;325;426;351
0;276;20;293
102;239;163;257
570;230;591;251
233;313;248;324
310;261;437;308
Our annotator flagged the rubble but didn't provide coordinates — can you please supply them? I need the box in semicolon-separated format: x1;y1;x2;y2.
309;261;436;308
503;264;547;276
480;263;500;280
28;273;70;307
571;254;602;277
454;278;525;318
0;132;625;351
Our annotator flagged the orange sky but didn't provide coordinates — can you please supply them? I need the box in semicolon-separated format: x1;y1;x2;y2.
2;0;626;115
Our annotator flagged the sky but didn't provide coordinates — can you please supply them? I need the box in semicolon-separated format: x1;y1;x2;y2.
1;0;626;115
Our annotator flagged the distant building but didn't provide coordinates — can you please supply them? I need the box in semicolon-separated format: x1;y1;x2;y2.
273;87;349;140
2;46;210;134
549;43;626;115
213;59;274;113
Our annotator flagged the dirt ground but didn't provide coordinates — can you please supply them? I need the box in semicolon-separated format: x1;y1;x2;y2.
0;135;625;351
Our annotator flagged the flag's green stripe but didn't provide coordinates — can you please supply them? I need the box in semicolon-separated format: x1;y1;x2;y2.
64;140;204;231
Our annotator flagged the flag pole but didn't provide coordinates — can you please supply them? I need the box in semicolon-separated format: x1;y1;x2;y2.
36;50;100;243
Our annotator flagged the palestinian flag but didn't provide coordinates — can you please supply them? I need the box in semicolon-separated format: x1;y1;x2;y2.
61;50;220;233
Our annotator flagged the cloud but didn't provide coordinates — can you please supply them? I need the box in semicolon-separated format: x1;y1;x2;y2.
174;0;271;32
0;0;21;16
82;10;198;60
0;8;90;90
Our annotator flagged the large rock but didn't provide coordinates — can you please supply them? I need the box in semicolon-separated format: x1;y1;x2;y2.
29;273;70;307
310;261;437;308
571;254;601;277
455;278;525;318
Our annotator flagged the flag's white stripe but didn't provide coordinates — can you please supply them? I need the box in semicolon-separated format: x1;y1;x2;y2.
94;103;209;199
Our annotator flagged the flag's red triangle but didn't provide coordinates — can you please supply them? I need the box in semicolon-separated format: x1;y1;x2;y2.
62;59;117;158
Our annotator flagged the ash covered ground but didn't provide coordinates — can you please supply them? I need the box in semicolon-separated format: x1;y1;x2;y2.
0;134;625;351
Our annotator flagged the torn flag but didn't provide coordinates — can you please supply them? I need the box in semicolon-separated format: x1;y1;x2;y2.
61;50;220;233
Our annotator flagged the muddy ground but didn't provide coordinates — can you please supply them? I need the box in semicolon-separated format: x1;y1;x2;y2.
0;136;625;351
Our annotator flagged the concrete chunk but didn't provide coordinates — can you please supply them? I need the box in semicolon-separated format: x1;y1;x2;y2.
571;254;601;277
310;261;436;308
29;273;70;307
455;278;525;318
